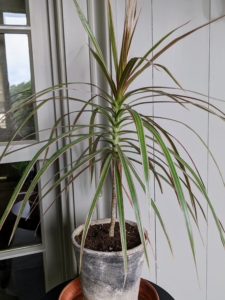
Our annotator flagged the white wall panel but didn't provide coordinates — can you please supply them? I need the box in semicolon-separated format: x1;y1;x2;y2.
63;0;97;228
153;1;210;299
207;1;225;299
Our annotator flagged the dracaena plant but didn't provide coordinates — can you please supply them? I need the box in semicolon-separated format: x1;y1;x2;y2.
1;0;225;278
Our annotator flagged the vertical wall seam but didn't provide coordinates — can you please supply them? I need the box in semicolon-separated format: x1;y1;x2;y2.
87;0;112;220
206;0;211;299
53;0;76;279
86;0;99;219
151;0;157;285
46;0;65;281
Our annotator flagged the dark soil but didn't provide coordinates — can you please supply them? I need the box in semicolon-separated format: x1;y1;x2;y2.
75;222;141;252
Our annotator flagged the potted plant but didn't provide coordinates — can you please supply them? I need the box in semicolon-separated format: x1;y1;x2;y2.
0;0;225;299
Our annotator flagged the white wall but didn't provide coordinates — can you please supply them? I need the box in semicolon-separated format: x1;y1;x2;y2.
111;1;225;299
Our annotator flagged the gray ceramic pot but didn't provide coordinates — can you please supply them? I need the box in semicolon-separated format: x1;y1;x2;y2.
71;218;145;300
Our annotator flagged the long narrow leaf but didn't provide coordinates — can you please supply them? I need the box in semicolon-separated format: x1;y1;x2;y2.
118;57;139;94
126;157;174;257
143;121;197;271
73;0;106;65
154;63;183;91
107;0;118;73
143;115;198;220
128;109;151;226
0;100;46;160
171;150;225;247
38;149;109;213
89;108;99;180
89;48;117;96
79;153;112;271
0;132;102;234
153;115;225;187
128;15;225;87
116;145;149;268
131;19;192;74
115;162;127;281
29;157;104;219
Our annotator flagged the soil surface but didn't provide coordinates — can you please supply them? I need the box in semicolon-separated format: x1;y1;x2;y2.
75;222;141;252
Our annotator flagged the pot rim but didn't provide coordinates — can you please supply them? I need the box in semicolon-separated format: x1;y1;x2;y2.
71;218;146;257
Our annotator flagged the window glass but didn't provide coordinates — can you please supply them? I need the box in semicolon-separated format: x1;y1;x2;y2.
0;0;27;25
0;33;35;141
0;162;42;251
3;13;26;25
0;253;45;299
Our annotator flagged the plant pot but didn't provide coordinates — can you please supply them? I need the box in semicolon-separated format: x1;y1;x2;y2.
71;218;145;300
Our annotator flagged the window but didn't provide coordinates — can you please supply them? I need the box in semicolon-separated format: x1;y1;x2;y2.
0;1;64;297
0;0;104;297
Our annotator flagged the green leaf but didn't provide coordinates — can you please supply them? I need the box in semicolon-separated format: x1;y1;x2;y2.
34;157;105;220
72;95;98;127
153;115;225;187
115;162;127;280
131;19;192;74
0;131;102;236
90;135;102;183
128;110;151;226
185;201;205;245
126;157;174;257
118;0;137;78
128;15;225;87
154;63;183;91
124;88;187;109
79;153;112;271
89;108;99;180
118;57;139;94
37;148;109;209
107;0;118;73
116;145;149;269
89;48;117;96
179;178;207;223
171;150;225;248
73;0;106;65
143;115;198;220
122;142;164;194
151;15;225;64
0;100;46;161
143;121;197;268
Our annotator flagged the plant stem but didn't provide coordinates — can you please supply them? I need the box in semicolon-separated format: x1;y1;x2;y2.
109;161;117;237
